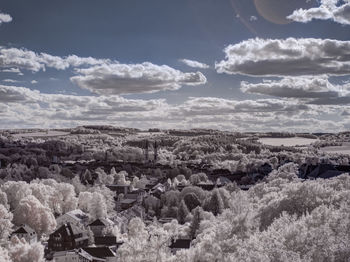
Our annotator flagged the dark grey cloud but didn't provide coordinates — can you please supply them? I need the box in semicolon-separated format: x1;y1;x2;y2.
216;38;350;77
0;85;39;103
309;96;350;105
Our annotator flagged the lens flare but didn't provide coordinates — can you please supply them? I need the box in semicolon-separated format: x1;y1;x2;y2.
254;0;316;24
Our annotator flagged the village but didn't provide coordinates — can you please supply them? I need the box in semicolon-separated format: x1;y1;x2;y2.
1;127;350;261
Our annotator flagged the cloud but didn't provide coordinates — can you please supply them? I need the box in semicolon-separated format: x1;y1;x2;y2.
0;85;40;103
70;63;207;95
250;16;258;22
1;68;23;75
175;97;310;118
0;84;349;132
179;59;210;69
0;47;207;95
241;76;350;105
2;79;20;83
216;38;350;77
31;80;38;84
0;47;109;72
241;77;345;98
0;12;12;25
288;0;350;25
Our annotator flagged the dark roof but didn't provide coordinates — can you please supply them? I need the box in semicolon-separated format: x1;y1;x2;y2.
121;199;136;204
13;225;35;235
169;239;191;249
52;223;88;241
308;164;344;179
82;247;115;258
88;218;110;226
94;236;117;246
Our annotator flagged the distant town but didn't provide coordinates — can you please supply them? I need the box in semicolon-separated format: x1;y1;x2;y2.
0;126;350;261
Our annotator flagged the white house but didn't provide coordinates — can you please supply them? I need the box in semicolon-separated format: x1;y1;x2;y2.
11;225;37;244
56;209;89;229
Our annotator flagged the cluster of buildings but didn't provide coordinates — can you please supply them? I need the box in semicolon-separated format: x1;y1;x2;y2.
10;173;196;261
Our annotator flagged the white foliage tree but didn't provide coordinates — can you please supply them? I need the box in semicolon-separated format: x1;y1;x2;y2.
88;192;107;220
13;195;56;237
8;236;44;262
0;204;13;242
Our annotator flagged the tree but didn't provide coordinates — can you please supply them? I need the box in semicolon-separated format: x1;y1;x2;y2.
189;207;202;239
177;200;189;224
0;204;13;242
0;246;10;262
88;192;107;220
13;195;56;237
205;189;224;216
9;236;45;262
1;181;32;210
78;191;93;213
0;190;9;209
183;193;201;212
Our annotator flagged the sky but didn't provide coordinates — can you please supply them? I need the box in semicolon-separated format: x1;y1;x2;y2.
1;0;350;132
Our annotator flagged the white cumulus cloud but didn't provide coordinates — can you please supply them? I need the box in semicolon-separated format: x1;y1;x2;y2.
288;0;350;25
179;59;210;69
70;62;207;95
0;12;12;25
216;38;350;77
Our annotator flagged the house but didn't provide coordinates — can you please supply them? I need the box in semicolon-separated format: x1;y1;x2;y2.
88;218;114;237
119;205;145;224
197;182;215;191
216;176;231;187
56;209;89;229
150;183;166;198
303;164;346;179
158;218;174;224
169;238;191;254
11;225;37;244
82;247;117;262
94;236;118;246
48;223;89;252
106;185;130;195
125;189;145;204
52;249;102;262
120;198;136;210
110;215;128;234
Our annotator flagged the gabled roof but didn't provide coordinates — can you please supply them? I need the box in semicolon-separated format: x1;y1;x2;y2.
308;164;344;179
89;218;114;227
12;224;36;235
53;249;104;261
82;247;116;258
169;238;191;249
121;198;136;204
58;209;88;223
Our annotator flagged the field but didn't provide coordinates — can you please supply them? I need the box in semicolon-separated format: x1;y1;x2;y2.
258;137;317;147
12;131;70;138
320;142;350;155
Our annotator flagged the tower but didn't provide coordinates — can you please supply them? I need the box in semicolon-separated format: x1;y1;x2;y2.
154;140;158;162
145;140;149;162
